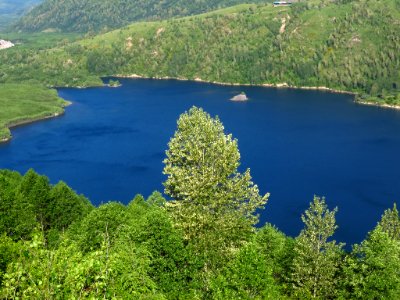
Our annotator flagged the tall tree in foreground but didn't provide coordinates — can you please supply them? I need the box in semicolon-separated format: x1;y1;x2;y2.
163;107;269;270
290;196;343;299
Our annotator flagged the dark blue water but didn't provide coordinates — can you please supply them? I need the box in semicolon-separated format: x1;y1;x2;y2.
1;78;400;246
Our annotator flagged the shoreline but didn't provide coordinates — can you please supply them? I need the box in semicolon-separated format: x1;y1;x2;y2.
115;74;400;110
355;100;400;110
115;74;356;95
0;101;71;144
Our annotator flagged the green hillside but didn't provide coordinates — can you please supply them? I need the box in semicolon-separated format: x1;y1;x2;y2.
12;0;270;33
0;84;68;141
0;0;41;31
2;0;399;106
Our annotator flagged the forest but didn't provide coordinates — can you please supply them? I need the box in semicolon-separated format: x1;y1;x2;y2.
0;0;41;31
12;0;270;33
0;0;399;109
0;107;399;299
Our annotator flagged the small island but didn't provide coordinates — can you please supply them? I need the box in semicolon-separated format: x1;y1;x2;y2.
230;92;248;102
107;79;122;88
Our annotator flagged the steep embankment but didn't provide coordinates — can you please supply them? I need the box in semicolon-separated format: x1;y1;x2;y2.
1;0;399;106
12;0;270;33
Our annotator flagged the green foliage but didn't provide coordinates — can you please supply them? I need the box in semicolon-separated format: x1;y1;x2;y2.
0;169;93;242
1;0;398;106
211;224;292;299
0;0;41;31
341;226;400;299
48;181;93;232
0;84;68;141
211;241;281;299
122;197;199;298
290;196;344;299
1;109;400;297
378;203;400;240
0;170;37;239
255;224;295;289
13;0;270;33
0;234;18;285
1;230;162;299
68;201;128;252
163;107;269;294
108;79;121;87
164;107;268;267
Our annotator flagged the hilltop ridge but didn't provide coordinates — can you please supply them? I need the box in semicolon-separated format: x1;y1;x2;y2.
12;0;270;33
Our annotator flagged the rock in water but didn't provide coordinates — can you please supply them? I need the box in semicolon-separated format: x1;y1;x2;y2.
230;93;248;101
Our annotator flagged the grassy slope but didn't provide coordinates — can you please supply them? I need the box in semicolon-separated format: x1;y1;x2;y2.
0;84;67;141
0;32;85;141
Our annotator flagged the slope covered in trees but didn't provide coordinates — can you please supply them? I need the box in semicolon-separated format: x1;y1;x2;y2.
1;0;399;106
1;108;399;298
12;0;270;33
0;0;41;31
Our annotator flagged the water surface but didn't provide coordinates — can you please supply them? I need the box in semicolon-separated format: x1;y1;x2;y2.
1;78;400;246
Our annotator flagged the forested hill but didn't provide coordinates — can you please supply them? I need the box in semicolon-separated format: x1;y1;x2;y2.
0;0;41;31
12;0;270;33
2;0;398;105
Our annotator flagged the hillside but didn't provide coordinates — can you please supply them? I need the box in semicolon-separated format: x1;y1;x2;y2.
0;84;68;141
13;0;270;33
0;0;41;31
1;0;399;106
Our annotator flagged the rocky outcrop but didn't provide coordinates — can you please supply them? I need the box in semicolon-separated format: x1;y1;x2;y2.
230;93;248;101
0;40;14;50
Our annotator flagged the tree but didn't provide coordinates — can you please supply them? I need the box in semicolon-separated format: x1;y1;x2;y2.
211;241;281;299
290;196;343;299
68;202;128;252
378;203;400;240
341;226;400;299
163;106;268;270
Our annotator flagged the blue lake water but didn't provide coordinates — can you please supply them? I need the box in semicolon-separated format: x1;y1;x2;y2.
1;78;400;246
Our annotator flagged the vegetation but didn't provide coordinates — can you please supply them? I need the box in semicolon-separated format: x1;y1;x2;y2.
12;0;270;33
0;108;399;298
0;84;67;141
1;0;398;106
0;0;41;31
164;107;268;280
0;32;83;50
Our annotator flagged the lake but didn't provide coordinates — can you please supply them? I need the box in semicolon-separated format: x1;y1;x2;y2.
1;78;400;246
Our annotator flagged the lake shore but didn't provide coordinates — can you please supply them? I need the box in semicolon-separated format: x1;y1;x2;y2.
115;73;356;95
115;74;400;110
355;100;400;110
0;101;71;144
